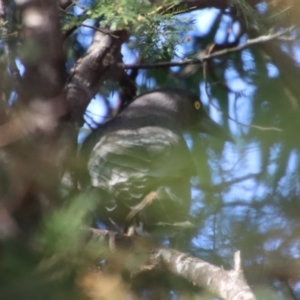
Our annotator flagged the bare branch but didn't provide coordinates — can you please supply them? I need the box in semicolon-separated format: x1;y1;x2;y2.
66;29;136;126
202;42;283;132
234;251;241;271
80;24;120;38
89;228;256;300
151;248;256;300
121;27;295;70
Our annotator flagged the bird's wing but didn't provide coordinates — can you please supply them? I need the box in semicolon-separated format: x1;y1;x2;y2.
87;126;195;207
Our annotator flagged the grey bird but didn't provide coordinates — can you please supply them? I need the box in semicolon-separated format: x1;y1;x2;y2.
81;87;231;237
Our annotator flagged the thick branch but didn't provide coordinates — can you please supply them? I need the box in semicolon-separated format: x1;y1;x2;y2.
16;0;65;102
151;248;256;300
90;228;256;300
5;0;68;231
0;97;66;147
66;29;136;126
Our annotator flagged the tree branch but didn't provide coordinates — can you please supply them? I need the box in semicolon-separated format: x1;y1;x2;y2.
151;248;256;300
7;0;68;230
121;27;295;70
90;228;256;300
152;0;261;15
202;45;283;132
66;29;136;126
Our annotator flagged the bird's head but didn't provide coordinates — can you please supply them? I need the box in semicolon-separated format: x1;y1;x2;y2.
135;88;232;142
178;89;232;141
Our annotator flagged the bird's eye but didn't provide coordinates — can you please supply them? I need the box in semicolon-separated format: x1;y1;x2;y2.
194;101;201;110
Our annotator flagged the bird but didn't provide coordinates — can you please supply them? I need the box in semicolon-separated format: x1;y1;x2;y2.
80;87;231;238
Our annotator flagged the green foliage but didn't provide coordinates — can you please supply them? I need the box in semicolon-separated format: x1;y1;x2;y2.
37;193;103;278
230;0;266;31
129;14;192;61
87;0;152;30
62;12;88;32
39;195;94;254
266;5;293;23
62;0;192;61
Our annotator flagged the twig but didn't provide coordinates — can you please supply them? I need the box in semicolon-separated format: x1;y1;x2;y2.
125;191;157;223
121;27;295;70
234;251;241;271
202;45;283;132
73;0;86;11
285;280;299;300
81;24;119;38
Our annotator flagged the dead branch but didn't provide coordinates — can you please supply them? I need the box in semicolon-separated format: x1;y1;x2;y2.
121;27;295;70
151;248;256;300
89;228;256;300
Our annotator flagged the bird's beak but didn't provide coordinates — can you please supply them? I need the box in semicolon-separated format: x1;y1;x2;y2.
198;112;233;142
